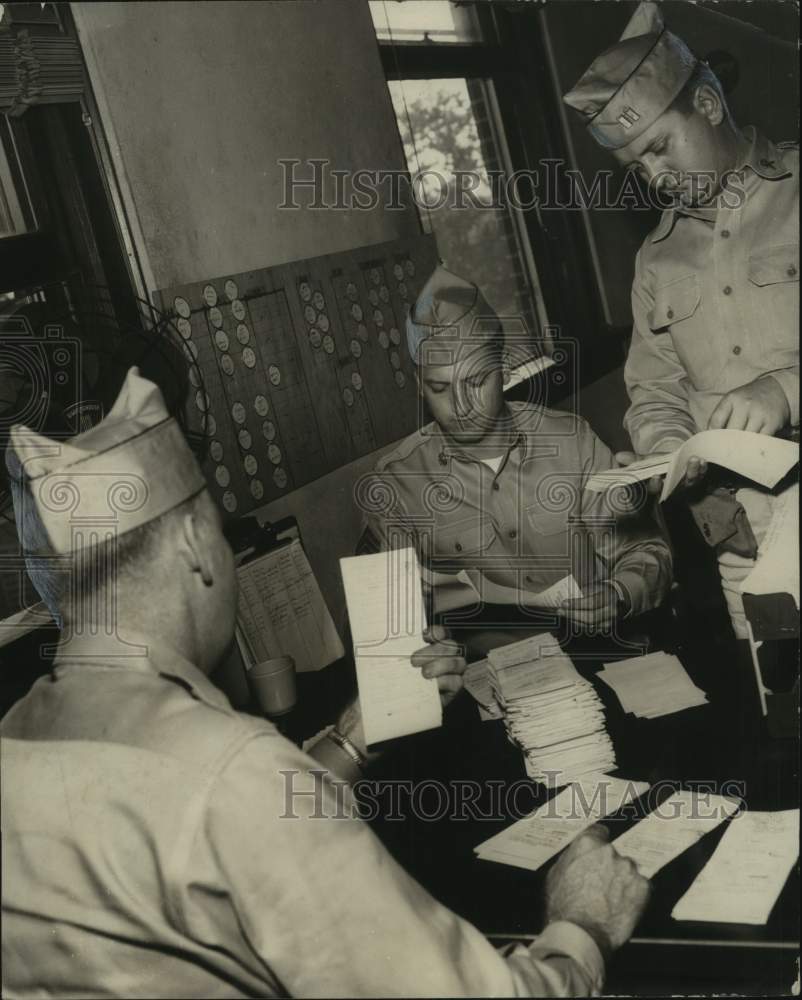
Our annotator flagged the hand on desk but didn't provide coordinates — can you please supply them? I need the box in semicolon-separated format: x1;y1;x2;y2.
411;625;467;707
545;824;651;958
560;582;627;629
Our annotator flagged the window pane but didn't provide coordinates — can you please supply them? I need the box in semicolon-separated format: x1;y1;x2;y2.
369;1;480;44
388;77;542;356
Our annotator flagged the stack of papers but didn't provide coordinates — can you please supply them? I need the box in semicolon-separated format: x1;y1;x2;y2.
487;634;616;784
462;659;503;721
672;809;799;925
612;790;741;877
598;652;708;718
475;774;649;870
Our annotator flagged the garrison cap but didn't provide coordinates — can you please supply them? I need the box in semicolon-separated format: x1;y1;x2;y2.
6;367;206;555
563;1;698;151
406;264;501;366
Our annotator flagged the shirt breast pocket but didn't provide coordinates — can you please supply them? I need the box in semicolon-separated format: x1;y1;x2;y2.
432;516;495;560
748;244;799;364
648;274;717;390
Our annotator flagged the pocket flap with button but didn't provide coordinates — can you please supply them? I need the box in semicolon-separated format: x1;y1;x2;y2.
648;274;701;331
433;516;494;556
748;244;799;286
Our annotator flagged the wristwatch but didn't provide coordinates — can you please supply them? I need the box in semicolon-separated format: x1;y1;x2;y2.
326;728;368;770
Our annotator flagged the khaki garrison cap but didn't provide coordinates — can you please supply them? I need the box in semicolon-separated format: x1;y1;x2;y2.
563;1;698;151
406;264;501;366
6;367;206;555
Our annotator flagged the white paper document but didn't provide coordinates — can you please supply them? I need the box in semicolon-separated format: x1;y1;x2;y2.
434;571;582;613
475;774;649;871
672;809;799;925
612;790;741;878
236;539;344;673
340;548;442;745
584;430;798;502
741;483;799;609
597;652;708;718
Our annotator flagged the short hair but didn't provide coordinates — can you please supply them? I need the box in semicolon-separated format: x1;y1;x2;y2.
669;61;733;125
10;474;206;623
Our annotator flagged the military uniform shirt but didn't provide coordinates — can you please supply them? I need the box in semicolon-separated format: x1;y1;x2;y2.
1;634;605;998
625;128;799;454
364;402;671;617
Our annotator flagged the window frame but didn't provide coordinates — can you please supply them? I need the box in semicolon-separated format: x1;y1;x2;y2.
373;3;610;351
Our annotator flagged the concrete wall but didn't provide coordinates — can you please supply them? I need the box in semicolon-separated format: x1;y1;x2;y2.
72;0;420;627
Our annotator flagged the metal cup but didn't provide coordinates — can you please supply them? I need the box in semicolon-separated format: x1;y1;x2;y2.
247;655;297;717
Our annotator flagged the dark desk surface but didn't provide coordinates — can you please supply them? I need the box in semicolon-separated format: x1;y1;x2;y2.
322;620;800;995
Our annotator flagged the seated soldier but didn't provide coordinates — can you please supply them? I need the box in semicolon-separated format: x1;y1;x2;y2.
1;367;650;997
360;265;672;631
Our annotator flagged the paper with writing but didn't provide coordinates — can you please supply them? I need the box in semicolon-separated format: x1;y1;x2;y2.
598;652;708;718
236;539;344;673
475;775;649;871
671;809;799;925
612;790;741;878
341;548;442;745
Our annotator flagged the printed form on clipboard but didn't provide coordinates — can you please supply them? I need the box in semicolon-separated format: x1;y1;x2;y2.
236;538;344;672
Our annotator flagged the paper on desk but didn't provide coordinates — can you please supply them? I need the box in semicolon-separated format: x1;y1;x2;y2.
236;539;344;672
741;483;799;609
341;548;442;746
612;790;741;878
672;809;799;925
598;652;708;718
584;430;798;502
475;774;649;871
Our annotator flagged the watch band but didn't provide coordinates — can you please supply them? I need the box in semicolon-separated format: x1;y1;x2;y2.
326;728;368;770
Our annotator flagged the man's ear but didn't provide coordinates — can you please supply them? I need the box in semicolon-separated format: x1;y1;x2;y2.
181;509;214;586
414;368;422;396
693;83;725;127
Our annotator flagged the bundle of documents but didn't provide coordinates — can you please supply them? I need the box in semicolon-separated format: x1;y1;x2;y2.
487;634;616;784
475;774;649;871
462;658;503;721
584;428;798;502
340;547;442;746
672;809;799;925
597;652;708;718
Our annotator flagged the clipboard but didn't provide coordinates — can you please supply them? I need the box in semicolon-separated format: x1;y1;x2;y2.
230;516;344;673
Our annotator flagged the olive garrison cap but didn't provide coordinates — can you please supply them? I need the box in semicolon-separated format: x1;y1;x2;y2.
406;264;501;366
563;2;698;151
